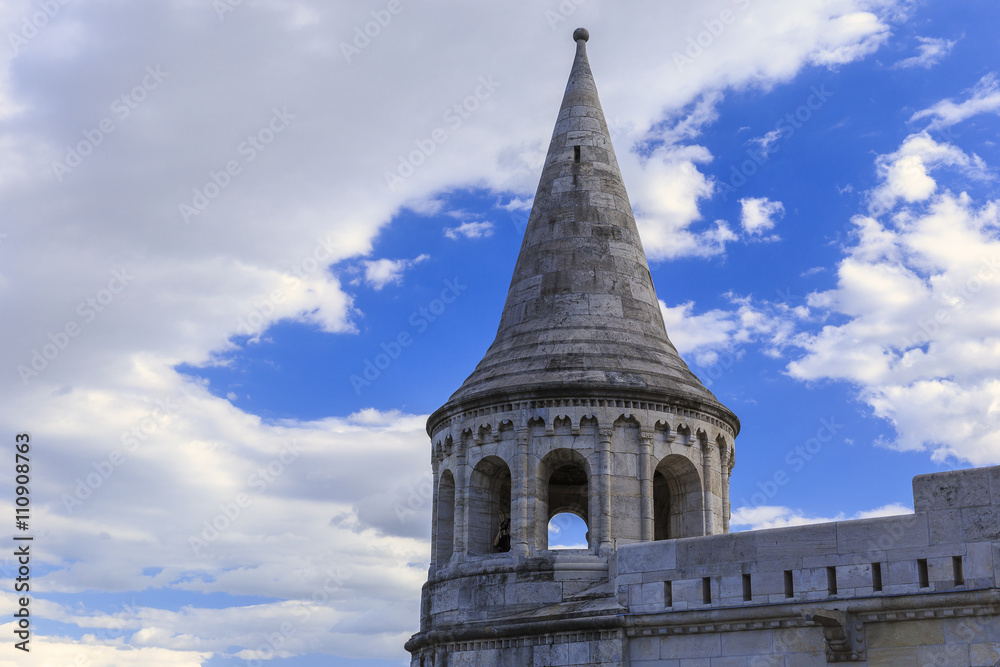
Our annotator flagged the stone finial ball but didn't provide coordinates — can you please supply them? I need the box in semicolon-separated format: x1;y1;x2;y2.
573;27;589;42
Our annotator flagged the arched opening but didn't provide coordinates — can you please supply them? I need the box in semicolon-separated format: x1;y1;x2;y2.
436;470;455;564
467;456;512;554
548;511;589;549
653;469;671;540
653;455;704;540
539;449;590;550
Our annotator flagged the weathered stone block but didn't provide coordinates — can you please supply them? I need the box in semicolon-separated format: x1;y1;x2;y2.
928;508;965;545
721;629;773;655
867;646;917;666
591;635;623;663
836;562;872;589
773;627;825;653
754;570;788;597
757;524;837;559
630;636;658;660
748;656;782;667
507;581;562;605
707;656;746;667
661;634;722;659
674;577;706;607
677;532;756;568
962;505;1000;541
836;513;926;554
918;642;970;665
886;557;918;587
914;467;992;512
780;653;826;667
617;541;676;573
641;582;663;606
989;465;1000;505
868;619;945;648
565;640;590;665
970;642;1000;666
799;567;830;594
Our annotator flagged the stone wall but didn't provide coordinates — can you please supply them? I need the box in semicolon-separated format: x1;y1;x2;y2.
616;464;1000;666
411;630;624;667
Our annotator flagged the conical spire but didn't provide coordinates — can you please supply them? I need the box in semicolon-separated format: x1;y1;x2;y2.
444;30;733;423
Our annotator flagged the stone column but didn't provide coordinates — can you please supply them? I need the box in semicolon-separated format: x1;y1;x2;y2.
429;452;440;572
454;435;469;557
701;436;716;535
598;427;613;554
720;442;731;533
513;427;530;556
639;429;654;541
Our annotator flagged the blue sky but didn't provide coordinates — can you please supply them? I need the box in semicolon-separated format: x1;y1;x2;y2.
2;0;999;665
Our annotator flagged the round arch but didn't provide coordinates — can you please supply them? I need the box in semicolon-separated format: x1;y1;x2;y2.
467;456;512;554
436;469;456;564
653;454;704;540
537;449;591;550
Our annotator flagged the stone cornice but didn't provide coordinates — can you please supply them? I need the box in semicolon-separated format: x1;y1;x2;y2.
427;387;740;441
405;587;1000;654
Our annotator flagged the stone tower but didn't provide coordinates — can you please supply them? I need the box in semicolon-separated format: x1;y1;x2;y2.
407;28;1000;667
406;28;740;665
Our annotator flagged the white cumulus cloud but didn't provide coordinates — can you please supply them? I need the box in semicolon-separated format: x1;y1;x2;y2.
868;132;987;213
739;196;784;237
444;221;494;240
730;503;913;531
361;255;429;290
910;73;1000;131
892;36;957;69
787;133;1000;465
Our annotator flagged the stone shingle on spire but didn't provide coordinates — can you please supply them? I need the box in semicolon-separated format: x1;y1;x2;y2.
444;30;735;428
